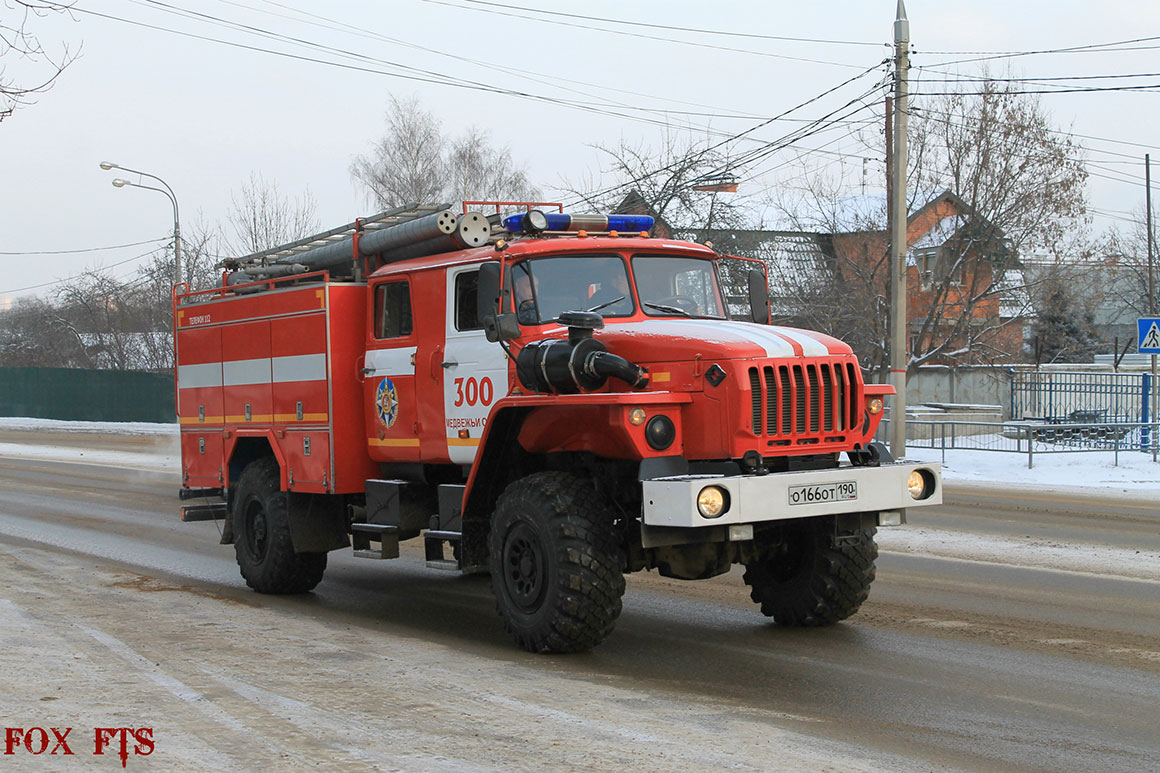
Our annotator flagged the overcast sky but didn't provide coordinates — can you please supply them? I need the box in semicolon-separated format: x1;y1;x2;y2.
2;0;1159;306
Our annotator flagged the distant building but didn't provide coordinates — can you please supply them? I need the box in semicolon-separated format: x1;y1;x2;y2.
665;190;1025;365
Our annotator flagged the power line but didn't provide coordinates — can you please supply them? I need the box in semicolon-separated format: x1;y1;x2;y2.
916;35;1160;55
912;70;1160;84
910;83;1160;97
83;4;661;127
94;2;897;169
0;246;166;295
446;0;884;47
0;237;166;256
219;0;800;122
908;103;1160;158
416;0;875;70
86;2;872;140
557;65;888;208
914;35;1160;69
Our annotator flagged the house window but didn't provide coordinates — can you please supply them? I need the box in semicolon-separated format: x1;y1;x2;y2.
918;249;938;287
918;248;963;287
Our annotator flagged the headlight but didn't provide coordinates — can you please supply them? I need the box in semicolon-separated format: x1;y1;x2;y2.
907;469;935;500
645;415;676;450
697;486;728;518
867;397;883;415
628;407;647;426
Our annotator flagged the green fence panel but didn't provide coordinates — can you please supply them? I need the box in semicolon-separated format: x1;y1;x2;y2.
0;367;174;423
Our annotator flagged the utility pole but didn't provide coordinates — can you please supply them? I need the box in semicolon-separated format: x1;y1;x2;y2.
889;1;910;457
1147;154;1157;460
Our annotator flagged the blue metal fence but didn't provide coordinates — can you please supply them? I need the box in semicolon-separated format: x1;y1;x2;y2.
878;417;1159;468
1009;370;1148;423
1009;370;1154;450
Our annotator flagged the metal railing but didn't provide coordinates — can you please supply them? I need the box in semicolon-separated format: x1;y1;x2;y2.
878;418;1160;468
1009;369;1151;424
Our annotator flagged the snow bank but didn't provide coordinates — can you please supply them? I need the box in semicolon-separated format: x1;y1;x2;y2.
903;445;1160;495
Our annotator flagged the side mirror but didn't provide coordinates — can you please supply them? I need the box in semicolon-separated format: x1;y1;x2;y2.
477;262;501;327
747;268;771;324
478;262;521;342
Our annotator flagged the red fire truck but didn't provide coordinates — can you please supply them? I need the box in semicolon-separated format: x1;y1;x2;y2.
175;203;940;653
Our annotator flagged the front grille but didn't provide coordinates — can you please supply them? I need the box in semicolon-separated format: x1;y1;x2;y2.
748;360;858;441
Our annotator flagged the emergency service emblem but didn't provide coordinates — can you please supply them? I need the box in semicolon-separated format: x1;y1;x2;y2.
375;377;400;429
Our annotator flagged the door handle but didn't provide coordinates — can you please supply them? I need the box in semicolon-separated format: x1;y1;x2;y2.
360;367;375;375
440;361;458;368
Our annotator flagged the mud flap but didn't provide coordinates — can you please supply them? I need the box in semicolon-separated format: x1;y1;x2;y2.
285;492;351;553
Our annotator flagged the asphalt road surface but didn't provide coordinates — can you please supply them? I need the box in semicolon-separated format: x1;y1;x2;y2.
0;428;1157;771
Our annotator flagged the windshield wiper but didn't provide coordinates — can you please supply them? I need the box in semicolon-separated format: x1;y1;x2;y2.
643;301;691;317
587;295;626;313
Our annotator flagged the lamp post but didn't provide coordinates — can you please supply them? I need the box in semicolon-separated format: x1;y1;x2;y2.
100;161;182;287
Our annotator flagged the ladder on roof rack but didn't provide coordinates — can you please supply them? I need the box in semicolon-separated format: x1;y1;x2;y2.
223;202;451;270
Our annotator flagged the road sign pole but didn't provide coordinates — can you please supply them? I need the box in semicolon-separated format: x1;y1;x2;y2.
1148;155;1157;460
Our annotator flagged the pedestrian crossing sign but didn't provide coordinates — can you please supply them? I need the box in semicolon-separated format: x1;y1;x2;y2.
1140;318;1160;354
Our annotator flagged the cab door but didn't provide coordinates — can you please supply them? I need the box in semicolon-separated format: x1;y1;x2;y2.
364;277;420;461
442;266;509;464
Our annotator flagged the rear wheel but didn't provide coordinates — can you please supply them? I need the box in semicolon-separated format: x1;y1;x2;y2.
742;516;876;626
488;471;625;653
233;457;326;594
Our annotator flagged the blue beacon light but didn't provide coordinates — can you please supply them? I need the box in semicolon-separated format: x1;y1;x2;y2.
502;212;654;234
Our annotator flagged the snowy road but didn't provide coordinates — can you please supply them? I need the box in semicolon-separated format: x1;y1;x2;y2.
0;425;1158;771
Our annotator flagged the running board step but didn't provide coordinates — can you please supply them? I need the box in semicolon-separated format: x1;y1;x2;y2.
424;529;461;570
351;523;399;559
181;503;227;522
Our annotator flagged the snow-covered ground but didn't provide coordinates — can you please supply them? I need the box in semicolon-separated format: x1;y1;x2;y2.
903;445;1159;495
0;417;1156;494
0;418;178;472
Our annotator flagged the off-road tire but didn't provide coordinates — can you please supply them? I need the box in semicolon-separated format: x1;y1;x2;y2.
233;457;326;594
742;516;877;626
488;471;625;653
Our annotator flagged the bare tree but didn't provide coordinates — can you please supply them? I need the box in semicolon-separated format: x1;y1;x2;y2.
0;177;316;370
0;294;87;365
770;77;1088;373
52;269;146;370
351;93;540;208
563;129;751;230
1;1;77;121
446;127;538;204
226;173;319;256
1101;209;1156;320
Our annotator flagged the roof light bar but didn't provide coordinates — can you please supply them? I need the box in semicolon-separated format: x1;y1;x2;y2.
502;212;654;235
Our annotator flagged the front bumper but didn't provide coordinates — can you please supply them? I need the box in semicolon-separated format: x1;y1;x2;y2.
641;461;941;528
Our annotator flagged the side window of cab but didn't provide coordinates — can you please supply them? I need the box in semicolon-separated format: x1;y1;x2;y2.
374;281;413;339
454;270;482;331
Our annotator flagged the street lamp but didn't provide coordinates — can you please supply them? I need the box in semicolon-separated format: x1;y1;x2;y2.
100;161;182;287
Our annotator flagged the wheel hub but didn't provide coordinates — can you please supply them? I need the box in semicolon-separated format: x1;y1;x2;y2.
245;501;269;561
503;521;546;612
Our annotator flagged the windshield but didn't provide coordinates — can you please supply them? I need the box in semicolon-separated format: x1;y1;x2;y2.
511;255;634;323
632;255;726;318
508;253;726;323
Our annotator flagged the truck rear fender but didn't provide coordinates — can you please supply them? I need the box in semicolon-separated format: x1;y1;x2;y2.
225;432;287;490
221;432;345;553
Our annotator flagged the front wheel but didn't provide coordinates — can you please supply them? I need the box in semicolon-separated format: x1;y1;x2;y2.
742;516;877;626
232;457;326;594
488;471;625;653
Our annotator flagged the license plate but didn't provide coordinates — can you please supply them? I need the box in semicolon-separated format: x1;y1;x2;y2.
788;481;858;506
